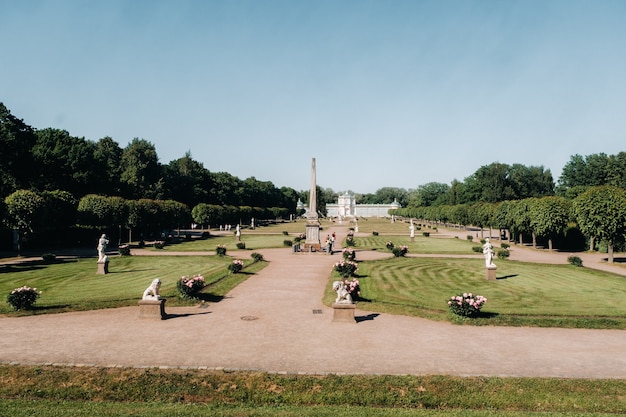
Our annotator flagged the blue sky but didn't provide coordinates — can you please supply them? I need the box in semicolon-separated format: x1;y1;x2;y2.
2;0;625;194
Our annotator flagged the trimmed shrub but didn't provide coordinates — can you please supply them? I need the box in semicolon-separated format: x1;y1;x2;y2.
568;255;583;267
467;235;474;241
118;245;131;256
7;286;41;310
251;252;264;262
228;259;244;274
372;231;379;236
497;249;510;259
283;240;293;247
422;232;430;237
282;231;289;235
236;242;246;250
41;253;56;263
216;244;227;256
501;243;510;249
472;246;483;253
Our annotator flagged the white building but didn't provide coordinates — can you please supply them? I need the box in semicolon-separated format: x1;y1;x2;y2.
325;192;401;218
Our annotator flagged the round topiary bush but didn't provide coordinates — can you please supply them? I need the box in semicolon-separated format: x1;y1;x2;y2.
568;255;583;267
7;286;41;310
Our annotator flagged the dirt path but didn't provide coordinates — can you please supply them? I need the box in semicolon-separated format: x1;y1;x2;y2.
0;226;624;378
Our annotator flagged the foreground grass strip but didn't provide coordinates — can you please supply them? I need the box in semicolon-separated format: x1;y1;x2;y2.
1;400;621;417
0;366;624;414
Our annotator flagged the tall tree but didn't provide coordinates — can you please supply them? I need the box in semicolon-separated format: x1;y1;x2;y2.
529;196;571;251
93;136;123;195
0;103;37;197
573;186;626;262
4;189;45;254
120;138;163;199
32;128;98;196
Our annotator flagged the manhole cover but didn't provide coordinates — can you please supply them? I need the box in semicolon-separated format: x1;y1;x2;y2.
240;315;258;321
312;309;323;314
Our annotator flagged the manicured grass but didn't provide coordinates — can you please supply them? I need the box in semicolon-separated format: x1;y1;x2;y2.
0;365;624;416
157;233;294;251
329;256;626;328
348;235;477;254
0;255;267;315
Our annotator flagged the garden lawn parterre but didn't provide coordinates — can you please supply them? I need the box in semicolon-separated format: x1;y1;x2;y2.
0;255;262;314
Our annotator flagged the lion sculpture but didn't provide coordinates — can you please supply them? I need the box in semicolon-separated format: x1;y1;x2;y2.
332;280;352;304
142;278;162;300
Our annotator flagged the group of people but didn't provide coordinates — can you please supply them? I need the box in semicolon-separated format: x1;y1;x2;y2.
324;232;336;254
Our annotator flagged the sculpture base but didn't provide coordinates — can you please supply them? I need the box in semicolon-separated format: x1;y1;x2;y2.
97;260;109;275
138;299;167;320
485;267;497;280
332;302;356;323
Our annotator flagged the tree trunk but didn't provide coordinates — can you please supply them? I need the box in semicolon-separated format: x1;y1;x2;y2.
589;236;595;251
548;238;553;251
608;242;614;263
519;233;524;245
532;232;537;248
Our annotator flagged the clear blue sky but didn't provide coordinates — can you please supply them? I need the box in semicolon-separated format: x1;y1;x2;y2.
2;0;625;194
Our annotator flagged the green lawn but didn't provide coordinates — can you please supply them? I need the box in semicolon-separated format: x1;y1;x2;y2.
348;235;477;254
0;254;266;314
341;256;626;328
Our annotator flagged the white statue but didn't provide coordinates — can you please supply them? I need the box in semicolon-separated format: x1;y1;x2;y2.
483;238;496;268
332;280;353;304
409;221;415;242
142;278;162;300
97;234;109;262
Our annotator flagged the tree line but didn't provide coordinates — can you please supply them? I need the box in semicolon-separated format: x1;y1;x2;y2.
2;101;625;255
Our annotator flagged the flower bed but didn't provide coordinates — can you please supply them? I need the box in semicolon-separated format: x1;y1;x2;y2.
334;260;358;278
216;244;227;256
392;245;408;257
447;293;487;317
177;274;206;299
228;259;244;274
7;286;41;310
342;247;356;261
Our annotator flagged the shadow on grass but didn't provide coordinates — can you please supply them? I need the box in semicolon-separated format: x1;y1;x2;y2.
497;274;519;280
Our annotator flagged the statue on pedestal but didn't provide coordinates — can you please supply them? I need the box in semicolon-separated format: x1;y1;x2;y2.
97;234;109;262
332;280;353;304
142;278;162;300
483;238;496;268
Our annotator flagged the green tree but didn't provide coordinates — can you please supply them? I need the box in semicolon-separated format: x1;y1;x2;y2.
120;138;163;199
0;103;37;197
93;136;123;195
573;186;626;262
163;151;211;208
530;196;571;251
4;190;45;254
32;128;98;196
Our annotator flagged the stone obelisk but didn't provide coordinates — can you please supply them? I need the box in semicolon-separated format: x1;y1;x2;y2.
305;157;321;251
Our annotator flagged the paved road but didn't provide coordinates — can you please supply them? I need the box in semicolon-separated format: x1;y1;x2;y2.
1;226;625;378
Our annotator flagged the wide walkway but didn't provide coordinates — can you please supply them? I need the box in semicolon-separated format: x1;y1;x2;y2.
0;226;625;378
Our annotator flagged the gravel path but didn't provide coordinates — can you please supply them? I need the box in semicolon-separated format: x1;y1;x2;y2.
0;226;625;378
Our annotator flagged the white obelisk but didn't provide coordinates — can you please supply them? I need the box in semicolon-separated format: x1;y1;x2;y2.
305;157;321;250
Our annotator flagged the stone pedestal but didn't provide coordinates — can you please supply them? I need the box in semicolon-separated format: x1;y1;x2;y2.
332;302;356;323
97;260;109;275
485;266;497;280
138;299;167;320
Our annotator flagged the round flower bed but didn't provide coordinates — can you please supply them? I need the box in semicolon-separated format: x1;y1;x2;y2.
177;274;206;299
7;286;41;310
447;292;487;317
342;247;356;261
334;260;358;278
228;259;244;274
